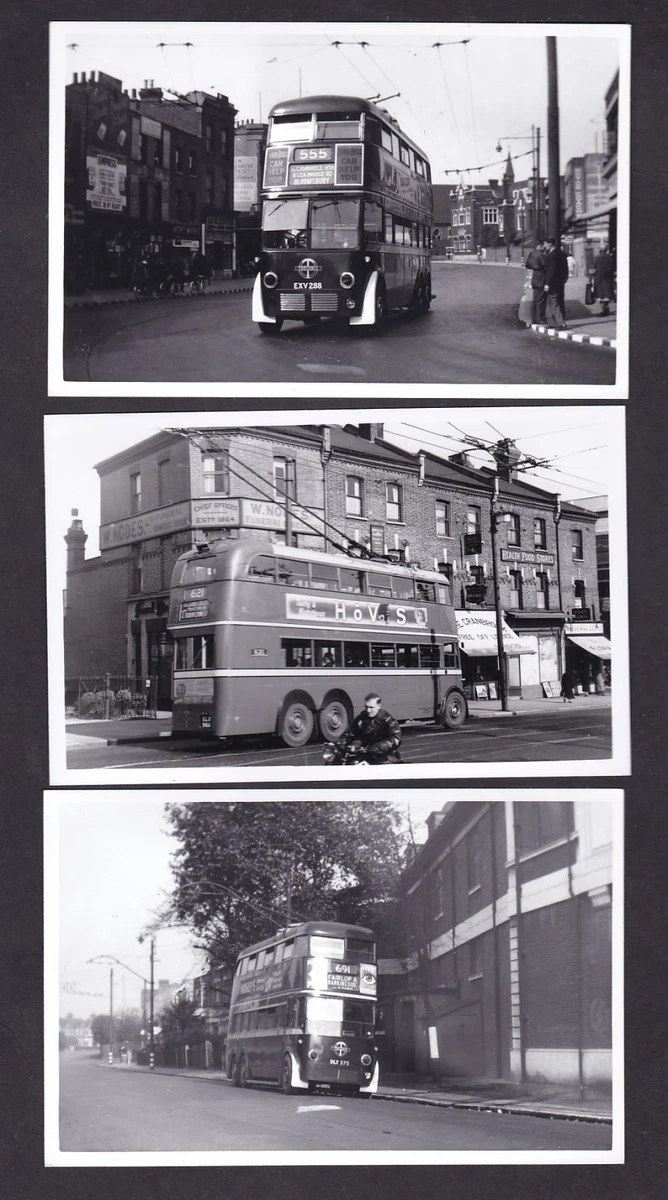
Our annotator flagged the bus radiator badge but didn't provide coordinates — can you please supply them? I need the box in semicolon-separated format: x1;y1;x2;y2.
331;1041;350;1058
296;258;322;280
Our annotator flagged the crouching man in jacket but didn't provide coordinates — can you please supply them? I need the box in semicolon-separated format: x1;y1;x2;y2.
344;693;403;764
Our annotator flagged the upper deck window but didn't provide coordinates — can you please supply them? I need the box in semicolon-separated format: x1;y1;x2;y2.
381;128;393;153
179;558;217;584
269;115;313;144
310;935;345;959
315;114;362;140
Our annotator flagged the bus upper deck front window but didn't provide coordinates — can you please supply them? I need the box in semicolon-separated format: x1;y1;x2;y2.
310;199;360;250
269;115;314;144
315;114;362;140
180;558;217;585
263;199;308;250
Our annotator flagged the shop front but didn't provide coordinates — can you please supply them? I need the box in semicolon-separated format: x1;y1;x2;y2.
504;612;565;700
564;621;612;693
455;610;534;701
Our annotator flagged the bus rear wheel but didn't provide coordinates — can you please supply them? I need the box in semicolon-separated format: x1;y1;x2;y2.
238;1054;249;1088
371;281;386;333
280;701;314;747
258;318;283;335
319;700;350;741
229;1055;240;1087
280;1054;295;1095
440;690;467;730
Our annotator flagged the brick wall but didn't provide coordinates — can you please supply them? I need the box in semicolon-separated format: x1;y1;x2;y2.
65;555;130;678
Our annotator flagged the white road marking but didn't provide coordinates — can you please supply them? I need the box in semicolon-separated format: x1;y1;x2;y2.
297;1104;341;1113
297;364;367;375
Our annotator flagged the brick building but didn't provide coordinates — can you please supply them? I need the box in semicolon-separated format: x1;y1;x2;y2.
378;798;613;1087
63;423;604;709
234;120;268;271
64;72;237;290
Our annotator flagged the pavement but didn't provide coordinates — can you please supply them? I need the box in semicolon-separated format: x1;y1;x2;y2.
517;271;617;348
64;276;255;308
106;1061;611;1123
65;693;611;746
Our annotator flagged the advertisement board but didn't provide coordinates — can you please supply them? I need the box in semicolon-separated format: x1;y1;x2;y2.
86;154;127;212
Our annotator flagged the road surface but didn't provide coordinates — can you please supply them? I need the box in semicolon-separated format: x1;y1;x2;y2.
63;263;616;386
66;707;612;770
59;1054;611;1153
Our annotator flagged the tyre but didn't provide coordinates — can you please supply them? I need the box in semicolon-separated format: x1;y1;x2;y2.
229;1055;240;1087
372;281;387;333
319;699;350;741
280;700;314;747
280;1053;295;1095
258;318;283;335
238;1054;249;1088
440;689;467;730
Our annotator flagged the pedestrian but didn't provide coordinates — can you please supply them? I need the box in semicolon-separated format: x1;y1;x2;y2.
595;666;606;696
567;252;576;277
591;243;615;317
342;693;403;764
544;238;569;329
172;254;186;294
525;239;547;324
560;669;575;703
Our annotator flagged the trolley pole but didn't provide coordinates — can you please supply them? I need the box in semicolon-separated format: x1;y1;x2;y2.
490;480;510;712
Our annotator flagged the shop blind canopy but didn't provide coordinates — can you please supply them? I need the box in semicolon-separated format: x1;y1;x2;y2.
455;611;535;656
566;634;612;659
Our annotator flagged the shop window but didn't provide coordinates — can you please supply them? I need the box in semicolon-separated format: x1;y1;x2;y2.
574;579;586;609
130;472;141;514
345;475;364;517
386;483;403;523
507;514;521;546
509;570;522;609
436;500;451;538
572;530;584;561
536;572;549;610
202;451;229;494
534;518;547;549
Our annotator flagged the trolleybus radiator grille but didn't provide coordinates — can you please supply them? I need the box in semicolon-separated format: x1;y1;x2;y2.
310;293;339;312
280;293;306;311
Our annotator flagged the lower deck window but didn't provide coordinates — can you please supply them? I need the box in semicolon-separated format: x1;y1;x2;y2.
282;639;313;668
175;634;214;670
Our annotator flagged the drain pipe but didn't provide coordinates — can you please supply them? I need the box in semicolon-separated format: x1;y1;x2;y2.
512;802;527;1083
566;804;585;1097
490;804;503;1079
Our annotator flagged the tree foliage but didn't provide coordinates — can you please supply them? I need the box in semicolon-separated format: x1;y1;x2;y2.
158;994;206;1047
165;801;407;968
89;1009;143;1047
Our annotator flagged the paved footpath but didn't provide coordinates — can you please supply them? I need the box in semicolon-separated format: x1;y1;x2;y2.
517;271;617;348
64;277;254;308
106;1061;611;1123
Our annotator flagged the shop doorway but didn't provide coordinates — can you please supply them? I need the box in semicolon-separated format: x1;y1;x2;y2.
148;630;174;711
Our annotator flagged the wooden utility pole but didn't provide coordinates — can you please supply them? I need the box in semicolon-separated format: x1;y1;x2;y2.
546;37;561;245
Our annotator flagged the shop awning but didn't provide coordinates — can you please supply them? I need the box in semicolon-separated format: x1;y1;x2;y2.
566;634;612;659
568;199;617;225
456;611;535;656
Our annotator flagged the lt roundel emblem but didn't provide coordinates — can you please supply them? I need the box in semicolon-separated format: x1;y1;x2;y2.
296;257;321;280
332;1041;350;1058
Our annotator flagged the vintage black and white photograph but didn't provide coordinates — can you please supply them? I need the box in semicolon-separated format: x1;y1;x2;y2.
45;406;629;783
50;21;629;397
46;789;622;1163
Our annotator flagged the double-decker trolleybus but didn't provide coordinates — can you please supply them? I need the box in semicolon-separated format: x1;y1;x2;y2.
252;95;433;334
168;539;466;746
226;921;380;1096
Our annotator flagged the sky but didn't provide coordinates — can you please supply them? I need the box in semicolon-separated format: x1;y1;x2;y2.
55;21;623;183
45;406;617;572
55;790;453;1020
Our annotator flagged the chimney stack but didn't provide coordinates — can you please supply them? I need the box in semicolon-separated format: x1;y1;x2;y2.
65;509;88;570
357;423;384;443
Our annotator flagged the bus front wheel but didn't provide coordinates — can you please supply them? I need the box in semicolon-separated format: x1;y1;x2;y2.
280;1053;296;1095
440;690;467;730
319;699;350;741
372;282;387;333
258;318;283;335
229;1055;240;1087
238;1054;250;1088
280;700;314;747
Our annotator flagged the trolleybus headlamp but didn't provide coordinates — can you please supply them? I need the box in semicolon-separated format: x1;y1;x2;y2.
263;271;278;288
361;1054;372;1066
340;271;355;289
308;1049;319;1061
345;298;355;310
364;255;371;263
